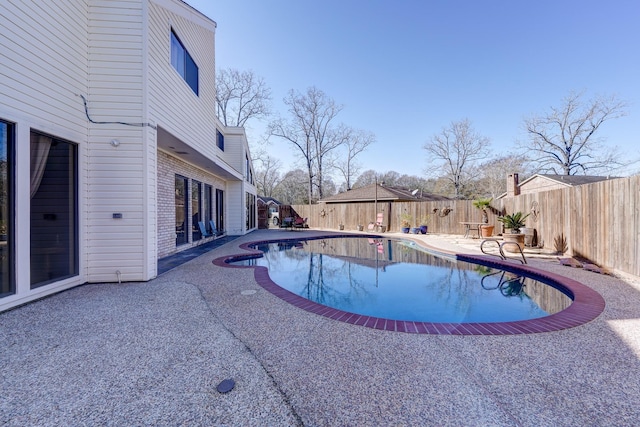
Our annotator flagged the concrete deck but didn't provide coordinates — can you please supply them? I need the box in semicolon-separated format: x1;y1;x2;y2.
2;229;640;426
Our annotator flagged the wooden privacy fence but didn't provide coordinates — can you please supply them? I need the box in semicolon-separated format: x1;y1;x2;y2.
293;200;483;234
500;175;639;277
293;175;640;277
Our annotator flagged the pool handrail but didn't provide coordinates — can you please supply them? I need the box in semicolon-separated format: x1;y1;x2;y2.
480;238;527;264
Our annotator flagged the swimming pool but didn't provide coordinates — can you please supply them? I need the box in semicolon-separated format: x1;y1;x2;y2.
217;235;605;335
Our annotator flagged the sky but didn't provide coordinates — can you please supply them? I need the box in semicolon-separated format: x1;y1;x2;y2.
186;0;640;179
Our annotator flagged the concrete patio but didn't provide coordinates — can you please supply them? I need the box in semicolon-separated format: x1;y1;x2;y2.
2;229;640;426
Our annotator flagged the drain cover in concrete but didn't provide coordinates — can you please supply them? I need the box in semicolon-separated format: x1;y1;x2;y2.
217;379;235;393
241;289;257;295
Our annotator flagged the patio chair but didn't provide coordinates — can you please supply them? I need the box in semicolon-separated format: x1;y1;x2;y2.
368;213;385;232
198;221;212;238
281;217;294;230
293;217;308;229
209;220;218;236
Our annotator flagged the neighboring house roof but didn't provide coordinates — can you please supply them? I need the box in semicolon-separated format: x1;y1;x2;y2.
258;196;282;205
498;174;618;198
319;184;450;203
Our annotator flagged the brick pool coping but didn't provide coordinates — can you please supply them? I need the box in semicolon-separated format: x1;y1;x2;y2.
213;235;605;335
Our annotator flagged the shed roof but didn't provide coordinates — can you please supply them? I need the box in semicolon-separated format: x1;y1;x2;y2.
257;196;282;205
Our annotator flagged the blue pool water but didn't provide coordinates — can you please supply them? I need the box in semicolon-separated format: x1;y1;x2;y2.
233;237;572;323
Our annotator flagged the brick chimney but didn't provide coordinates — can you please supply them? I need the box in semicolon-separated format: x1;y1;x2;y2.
507;173;520;197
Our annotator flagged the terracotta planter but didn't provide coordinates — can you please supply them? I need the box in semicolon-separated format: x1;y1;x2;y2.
480;225;494;238
502;233;525;252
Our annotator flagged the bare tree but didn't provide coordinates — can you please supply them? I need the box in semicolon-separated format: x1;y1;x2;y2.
352;170;378;188
476;154;531;199
335;129;375;190
523;91;628;175
216;68;272;127
350;170;440;196
268;87;344;202
253;150;282;197
423;118;490;198
273;169;309;204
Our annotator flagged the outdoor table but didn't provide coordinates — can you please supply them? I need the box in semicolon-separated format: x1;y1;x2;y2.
281;217;294;230
460;221;484;238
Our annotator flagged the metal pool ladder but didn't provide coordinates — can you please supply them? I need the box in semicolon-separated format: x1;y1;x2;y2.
480;238;527;264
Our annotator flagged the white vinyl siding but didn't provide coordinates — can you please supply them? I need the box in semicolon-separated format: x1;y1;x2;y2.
0;0;254;312
86;0;149;282
0;1;88;135
0;1;89;309
226;181;244;235
147;1;218;159
218;127;246;172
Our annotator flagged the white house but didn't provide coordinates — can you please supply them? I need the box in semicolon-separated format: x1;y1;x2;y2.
0;0;257;312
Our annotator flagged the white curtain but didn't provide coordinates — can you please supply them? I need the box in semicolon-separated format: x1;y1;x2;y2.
30;133;52;198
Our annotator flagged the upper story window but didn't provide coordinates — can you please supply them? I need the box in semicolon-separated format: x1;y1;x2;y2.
216;129;224;151
245;154;253;184
170;29;199;95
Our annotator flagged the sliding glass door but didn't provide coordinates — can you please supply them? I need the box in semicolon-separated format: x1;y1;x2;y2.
215;189;224;235
0;120;14;297
30;131;78;288
191;180;202;240
204;184;213;234
175;175;188;245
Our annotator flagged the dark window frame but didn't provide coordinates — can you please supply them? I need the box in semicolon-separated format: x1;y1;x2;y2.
170;29;199;95
175;175;188;246
191;180;202;241
216;129;224;151
29;130;79;288
204;184;213;233
246;192;256;230
216;189;224;235
0;119;15;297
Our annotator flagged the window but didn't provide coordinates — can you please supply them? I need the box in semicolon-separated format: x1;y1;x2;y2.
171;30;198;95
216;189;224;235
246;193;256;230
245;154;253;184
204;184;213;234
216;129;224;151
30;131;78;288
191;180;202;240
175;175;188;245
0;120;14;297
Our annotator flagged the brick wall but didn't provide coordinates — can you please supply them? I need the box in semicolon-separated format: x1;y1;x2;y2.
157;150;225;258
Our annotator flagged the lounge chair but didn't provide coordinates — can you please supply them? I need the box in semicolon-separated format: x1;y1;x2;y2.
198;221;212;238
368;213;385;232
293;217;308;229
209;220;218;236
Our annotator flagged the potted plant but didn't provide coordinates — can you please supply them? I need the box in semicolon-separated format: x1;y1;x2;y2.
473;198;494;237
497;212;530;252
400;213;412;233
339;223;344;230
419;215;430;234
